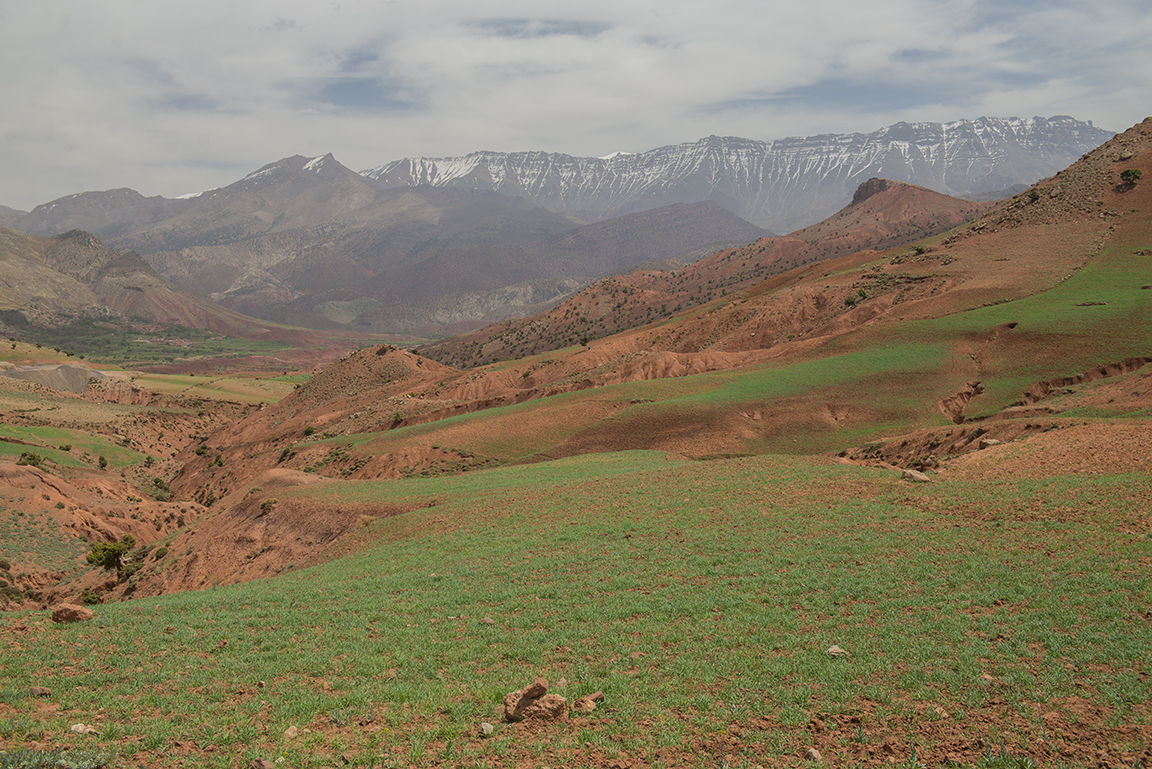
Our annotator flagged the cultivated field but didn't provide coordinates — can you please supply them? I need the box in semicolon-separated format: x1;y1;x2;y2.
2;444;1149;768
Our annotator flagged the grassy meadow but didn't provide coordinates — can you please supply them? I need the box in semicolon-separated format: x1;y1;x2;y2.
2;452;1148;767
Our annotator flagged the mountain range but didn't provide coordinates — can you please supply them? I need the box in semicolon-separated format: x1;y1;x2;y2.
0;115;1114;340
362;115;1113;232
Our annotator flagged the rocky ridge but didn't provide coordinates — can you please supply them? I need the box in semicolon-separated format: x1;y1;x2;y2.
362;116;1113;232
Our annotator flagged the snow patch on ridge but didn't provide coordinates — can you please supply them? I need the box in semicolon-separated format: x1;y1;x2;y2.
359;116;1113;232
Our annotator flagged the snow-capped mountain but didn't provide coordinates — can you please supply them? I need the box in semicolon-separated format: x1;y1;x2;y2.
362;116;1113;233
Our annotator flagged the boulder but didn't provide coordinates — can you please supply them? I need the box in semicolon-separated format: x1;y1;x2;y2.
901;468;931;483
503;677;568;722
519;694;569;721
51;604;93;623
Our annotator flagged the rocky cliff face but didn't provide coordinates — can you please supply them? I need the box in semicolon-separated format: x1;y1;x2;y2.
362;116;1113;233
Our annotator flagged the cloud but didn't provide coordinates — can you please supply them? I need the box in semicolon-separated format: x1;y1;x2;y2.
0;0;1149;209
312;76;421;113
468;18;612;39
266;17;300;32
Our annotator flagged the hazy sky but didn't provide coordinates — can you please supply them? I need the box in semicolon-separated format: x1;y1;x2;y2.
2;0;1150;210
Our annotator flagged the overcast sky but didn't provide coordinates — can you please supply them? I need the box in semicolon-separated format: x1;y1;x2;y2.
2;0;1150;211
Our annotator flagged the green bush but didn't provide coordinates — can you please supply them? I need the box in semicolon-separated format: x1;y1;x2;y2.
1120;168;1142;184
15;452;42;467
150;478;171;502
85;535;136;575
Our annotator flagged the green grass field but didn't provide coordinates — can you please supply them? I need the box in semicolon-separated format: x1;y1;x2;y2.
2;453;1148;767
0;424;145;471
8;320;291;368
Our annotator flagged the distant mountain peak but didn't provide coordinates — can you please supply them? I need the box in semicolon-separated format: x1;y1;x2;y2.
303;154;335;173
362;116;1113;232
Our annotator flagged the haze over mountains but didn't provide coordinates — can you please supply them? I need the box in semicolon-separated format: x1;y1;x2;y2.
0;116;1113;340
362;115;1113;232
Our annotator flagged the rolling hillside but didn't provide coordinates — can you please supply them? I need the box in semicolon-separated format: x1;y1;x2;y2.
421;178;996;367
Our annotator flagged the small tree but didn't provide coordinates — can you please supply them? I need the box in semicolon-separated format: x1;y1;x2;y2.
86;535;136;576
1120;168;1142;184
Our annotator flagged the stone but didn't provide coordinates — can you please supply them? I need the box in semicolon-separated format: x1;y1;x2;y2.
522;677;548;699
519;694;569;721
283;725;299;738
573;691;605;714
805;747;822;761
69;723;98;734
978;438;1002;449
827;645;850;657
901;469;931;483
481;722;494;736
29;687;51;697
503;677;568;722
250;761;276;769
480;616;495;625
51;604;93;623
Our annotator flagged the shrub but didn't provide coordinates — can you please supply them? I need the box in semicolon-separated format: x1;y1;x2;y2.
98;455;107;470
85;535;136;575
1120;168;1142;184
15;452;42;467
303;425;315;436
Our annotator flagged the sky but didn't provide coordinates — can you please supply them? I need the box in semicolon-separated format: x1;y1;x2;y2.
2;0;1150;211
